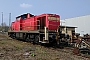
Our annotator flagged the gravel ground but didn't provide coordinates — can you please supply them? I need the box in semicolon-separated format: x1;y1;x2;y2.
0;33;90;60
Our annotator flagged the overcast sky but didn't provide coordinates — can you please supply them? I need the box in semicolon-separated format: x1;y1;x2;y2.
0;0;90;25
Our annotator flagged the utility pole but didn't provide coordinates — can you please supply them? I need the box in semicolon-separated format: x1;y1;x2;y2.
9;13;11;29
2;12;3;31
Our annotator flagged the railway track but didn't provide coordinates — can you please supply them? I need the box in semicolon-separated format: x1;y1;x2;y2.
0;33;90;59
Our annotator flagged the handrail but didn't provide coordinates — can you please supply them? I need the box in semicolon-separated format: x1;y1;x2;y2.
11;20;40;31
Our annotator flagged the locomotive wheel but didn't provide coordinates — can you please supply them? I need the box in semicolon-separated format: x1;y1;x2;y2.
49;38;57;45
13;33;16;39
25;35;30;42
34;35;39;44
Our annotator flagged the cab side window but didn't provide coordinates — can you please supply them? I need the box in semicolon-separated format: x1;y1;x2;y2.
22;15;27;20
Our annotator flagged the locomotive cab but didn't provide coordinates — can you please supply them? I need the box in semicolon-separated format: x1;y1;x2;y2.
36;14;60;43
36;14;60;30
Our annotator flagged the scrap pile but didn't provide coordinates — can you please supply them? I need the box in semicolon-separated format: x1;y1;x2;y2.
72;34;90;55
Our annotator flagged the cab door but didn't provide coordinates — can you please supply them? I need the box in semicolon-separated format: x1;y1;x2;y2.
37;16;46;30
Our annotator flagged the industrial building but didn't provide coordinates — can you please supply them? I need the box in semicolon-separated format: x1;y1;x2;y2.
61;15;90;36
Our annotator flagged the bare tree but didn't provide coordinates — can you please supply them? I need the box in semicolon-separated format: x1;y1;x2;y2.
1;22;6;27
0;22;9;32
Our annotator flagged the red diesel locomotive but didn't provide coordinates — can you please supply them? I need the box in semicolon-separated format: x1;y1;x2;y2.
8;13;65;45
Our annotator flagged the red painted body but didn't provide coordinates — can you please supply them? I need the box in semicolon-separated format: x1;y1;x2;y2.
11;13;60;31
11;20;20;31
